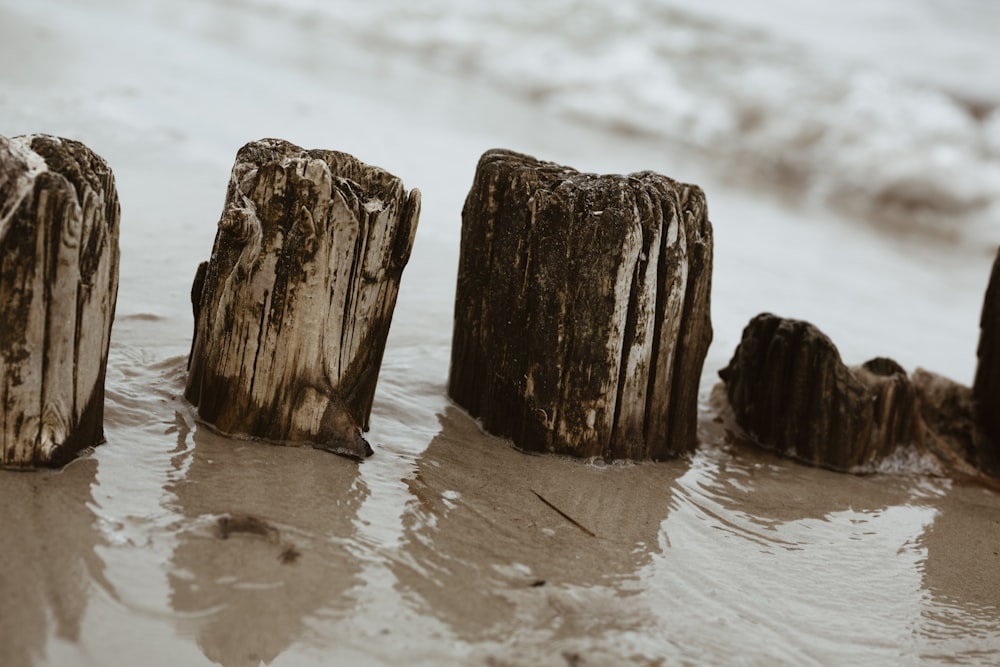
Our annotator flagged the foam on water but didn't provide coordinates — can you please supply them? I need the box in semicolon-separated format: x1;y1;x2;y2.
25;0;998;240
207;0;1000;242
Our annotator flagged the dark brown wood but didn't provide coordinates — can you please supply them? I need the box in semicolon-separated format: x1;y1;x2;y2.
910;368;990;476
973;247;1000;453
718;314;919;471
185;139;420;459
449;149;713;461
0;134;120;468
718;312;1000;479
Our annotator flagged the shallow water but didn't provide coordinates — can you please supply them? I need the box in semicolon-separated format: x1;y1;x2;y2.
1;0;999;665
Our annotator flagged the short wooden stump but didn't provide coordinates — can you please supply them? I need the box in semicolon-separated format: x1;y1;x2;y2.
186;139;420;458
0;134;120;468
449;149;713;461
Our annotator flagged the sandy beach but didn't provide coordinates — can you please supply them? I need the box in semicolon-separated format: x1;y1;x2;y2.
1;0;999;665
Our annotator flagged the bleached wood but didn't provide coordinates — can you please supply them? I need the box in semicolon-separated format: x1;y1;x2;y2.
186;139;419;458
0;134;120;468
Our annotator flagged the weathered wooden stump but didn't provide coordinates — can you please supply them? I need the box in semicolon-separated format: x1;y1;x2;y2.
0;134;120;468
973;247;1000;452
717;312;1000;482
185;139;420;459
718;313;919;471
449;149;713;461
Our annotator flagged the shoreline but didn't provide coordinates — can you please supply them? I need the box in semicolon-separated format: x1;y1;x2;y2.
2;1;999;664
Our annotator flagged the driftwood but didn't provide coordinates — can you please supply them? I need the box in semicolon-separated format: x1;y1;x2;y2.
0;134;120;468
449;149;713;460
718;312;999;479
185;139;420;459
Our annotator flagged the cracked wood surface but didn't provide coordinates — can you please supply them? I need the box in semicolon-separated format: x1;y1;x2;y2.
449;149;713;461
0;134;120;468
185;139;419;459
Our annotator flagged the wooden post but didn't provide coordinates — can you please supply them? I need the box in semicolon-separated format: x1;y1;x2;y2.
718;313;919;471
449;149;713;461
185;139;420;459
0;134;120;468
973;247;1000;452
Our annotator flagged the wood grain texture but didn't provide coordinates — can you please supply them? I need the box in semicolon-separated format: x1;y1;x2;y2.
449;149;713;461
186;139;420;459
0;134;120;468
720;312;1000;479
718;314;918;471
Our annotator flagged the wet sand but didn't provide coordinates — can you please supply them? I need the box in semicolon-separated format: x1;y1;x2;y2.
2;1;999;665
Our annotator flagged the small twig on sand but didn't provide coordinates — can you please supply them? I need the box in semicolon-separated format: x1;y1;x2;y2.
530;489;596;538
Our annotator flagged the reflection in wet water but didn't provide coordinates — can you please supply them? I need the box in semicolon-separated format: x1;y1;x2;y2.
3;347;1000;666
0;457;111;667
637;423;938;665
637;419;1000;666
165;423;366;667
353;404;685;665
392;406;683;638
